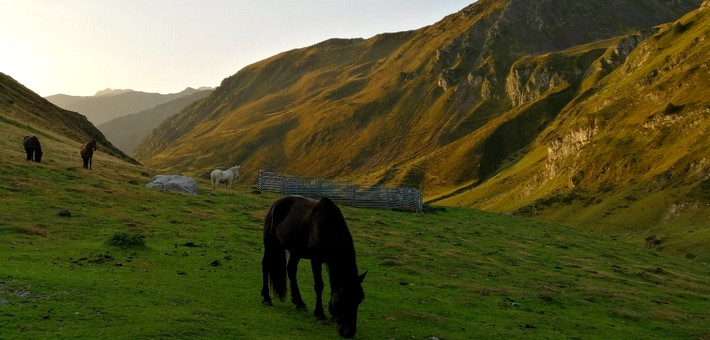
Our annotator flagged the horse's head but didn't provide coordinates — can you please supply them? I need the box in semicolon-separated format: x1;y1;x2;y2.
232;165;241;178
90;140;98;151
329;271;366;338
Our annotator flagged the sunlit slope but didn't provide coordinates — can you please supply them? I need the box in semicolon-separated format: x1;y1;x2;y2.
135;0;701;183
439;4;710;256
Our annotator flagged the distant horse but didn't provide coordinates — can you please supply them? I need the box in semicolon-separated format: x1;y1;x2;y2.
210;164;240;195
80;140;97;169
261;196;366;339
22;136;43;162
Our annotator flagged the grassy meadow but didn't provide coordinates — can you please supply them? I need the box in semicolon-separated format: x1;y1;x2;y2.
1;125;709;339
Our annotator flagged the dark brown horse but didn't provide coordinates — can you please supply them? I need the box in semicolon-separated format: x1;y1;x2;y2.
22;136;42;162
80;140;97;169
261;196;366;338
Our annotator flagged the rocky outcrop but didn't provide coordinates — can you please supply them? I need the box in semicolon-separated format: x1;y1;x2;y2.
506;63;576;107
544;123;598;181
146;175;200;195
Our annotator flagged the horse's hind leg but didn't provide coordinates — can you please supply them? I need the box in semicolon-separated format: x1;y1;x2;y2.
287;255;307;310
261;254;272;306
311;260;328;324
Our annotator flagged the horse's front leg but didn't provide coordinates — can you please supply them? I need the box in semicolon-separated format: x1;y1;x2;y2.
287;255;306;310
311;260;328;324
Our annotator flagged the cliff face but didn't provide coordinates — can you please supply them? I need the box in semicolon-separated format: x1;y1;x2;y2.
439;2;710;259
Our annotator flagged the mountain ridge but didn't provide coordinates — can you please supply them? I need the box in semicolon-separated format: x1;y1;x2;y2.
46;87;214;125
97;89;213;155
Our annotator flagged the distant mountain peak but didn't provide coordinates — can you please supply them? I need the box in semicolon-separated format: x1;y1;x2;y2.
95;88;133;97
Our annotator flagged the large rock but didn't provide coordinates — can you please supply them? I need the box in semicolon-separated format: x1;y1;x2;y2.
146;175;199;195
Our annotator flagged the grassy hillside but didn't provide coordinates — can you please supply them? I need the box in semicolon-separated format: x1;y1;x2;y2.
2;93;709;339
1;72;136;165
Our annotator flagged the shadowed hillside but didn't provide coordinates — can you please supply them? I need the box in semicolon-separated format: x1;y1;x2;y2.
97;89;213;155
46;87;212;126
1;72;137;165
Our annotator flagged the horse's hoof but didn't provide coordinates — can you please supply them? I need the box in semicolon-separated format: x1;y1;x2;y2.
262;300;273;307
317;319;330;326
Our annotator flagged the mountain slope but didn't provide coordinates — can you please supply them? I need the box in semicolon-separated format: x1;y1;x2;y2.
132;0;708;259
97;89;213;155
136;0;702;183
1;72;137;165
135;0;710;254
46;88;211;125
439;2;710;256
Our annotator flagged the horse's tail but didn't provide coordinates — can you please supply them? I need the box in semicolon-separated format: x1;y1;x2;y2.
263;203;287;301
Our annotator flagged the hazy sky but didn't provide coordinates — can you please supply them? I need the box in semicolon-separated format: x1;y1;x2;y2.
1;0;475;97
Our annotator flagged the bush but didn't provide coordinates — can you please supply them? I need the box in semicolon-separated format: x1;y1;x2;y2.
663;103;684;115
645;235;661;248
107;232;146;248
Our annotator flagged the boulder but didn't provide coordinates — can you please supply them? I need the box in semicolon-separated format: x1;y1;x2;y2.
146;175;199;195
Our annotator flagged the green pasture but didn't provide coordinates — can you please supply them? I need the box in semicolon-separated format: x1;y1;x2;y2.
1;160;708;339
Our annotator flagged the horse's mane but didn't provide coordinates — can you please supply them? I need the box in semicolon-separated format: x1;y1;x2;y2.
311;197;359;282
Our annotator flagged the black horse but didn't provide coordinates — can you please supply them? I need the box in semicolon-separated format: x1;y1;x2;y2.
22;136;42;162
261;196;366;338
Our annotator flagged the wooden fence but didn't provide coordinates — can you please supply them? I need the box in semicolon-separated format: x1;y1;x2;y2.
257;170;423;212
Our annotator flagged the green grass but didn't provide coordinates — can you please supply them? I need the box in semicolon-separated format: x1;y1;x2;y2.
1;150;709;339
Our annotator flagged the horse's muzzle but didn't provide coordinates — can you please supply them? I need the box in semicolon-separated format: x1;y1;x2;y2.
338;324;356;338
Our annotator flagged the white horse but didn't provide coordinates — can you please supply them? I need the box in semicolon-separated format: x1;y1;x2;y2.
210;164;241;195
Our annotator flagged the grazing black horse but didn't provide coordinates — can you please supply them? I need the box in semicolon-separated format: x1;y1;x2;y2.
22;136;42;162
261;196;366;338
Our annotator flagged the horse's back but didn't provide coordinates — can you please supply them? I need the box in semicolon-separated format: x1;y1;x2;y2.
210;169;225;181
266;196;314;250
266;196;349;256
23;136;40;148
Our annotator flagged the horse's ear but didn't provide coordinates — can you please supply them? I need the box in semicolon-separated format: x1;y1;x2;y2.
359;271;367;283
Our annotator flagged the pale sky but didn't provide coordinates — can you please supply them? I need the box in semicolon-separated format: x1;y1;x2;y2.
1;0;475;97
